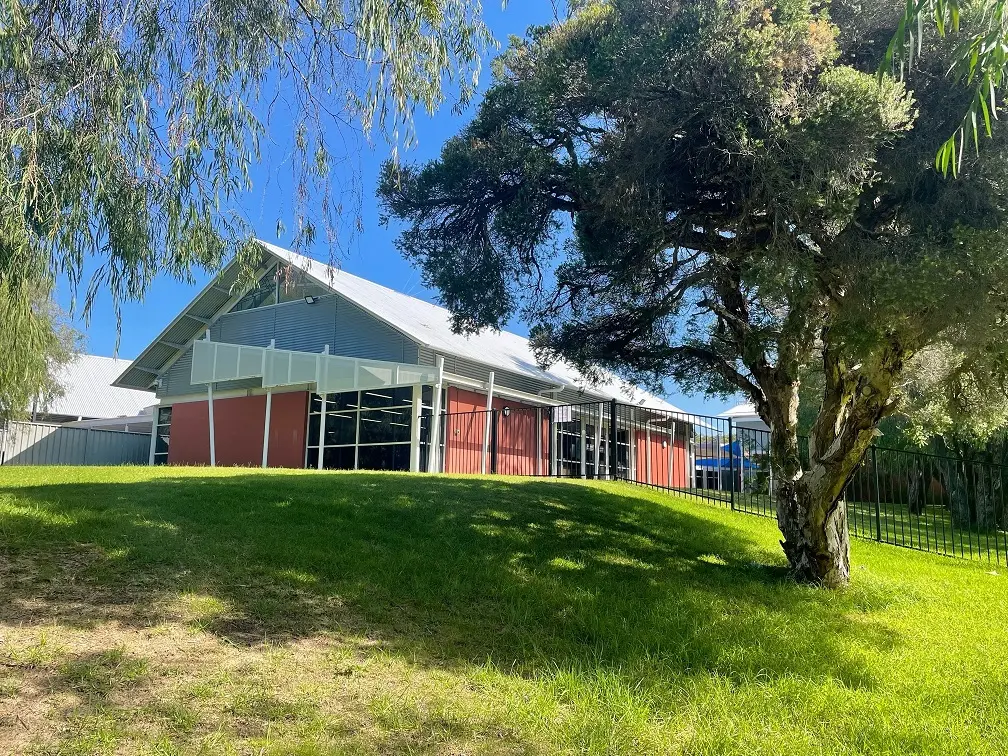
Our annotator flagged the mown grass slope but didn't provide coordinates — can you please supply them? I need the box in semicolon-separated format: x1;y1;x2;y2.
0;466;1006;755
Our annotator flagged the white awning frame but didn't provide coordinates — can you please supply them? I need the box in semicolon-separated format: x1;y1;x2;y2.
191;338;440;394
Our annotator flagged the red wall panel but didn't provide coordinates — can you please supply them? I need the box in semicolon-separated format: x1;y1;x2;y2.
443;387;548;475
632;428;688;487
168;400;210;465
266;391;309;468
167;391;308;468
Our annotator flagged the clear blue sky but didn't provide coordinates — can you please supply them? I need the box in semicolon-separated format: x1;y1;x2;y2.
56;2;737;416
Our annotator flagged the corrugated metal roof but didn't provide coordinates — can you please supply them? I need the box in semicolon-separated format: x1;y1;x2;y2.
43;354;155;419
260;242;684;412
115;240;687;412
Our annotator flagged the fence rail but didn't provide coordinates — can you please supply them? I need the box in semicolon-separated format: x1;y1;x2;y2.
434;399;1008;566
0;422;150;467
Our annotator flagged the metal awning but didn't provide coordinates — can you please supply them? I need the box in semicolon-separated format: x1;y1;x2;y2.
191;339;439;393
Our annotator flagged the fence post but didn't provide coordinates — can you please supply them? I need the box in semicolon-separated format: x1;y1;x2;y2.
728;418;735;510
548;406;556;477
872;445;882;541
609;399;618;480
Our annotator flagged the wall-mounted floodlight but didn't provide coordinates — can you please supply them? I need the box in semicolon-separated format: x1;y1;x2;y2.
304;295;317;305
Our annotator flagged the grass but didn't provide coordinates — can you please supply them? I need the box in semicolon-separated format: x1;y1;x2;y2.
0;467;1005;755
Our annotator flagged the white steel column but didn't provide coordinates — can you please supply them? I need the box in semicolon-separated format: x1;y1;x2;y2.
549;409;557;476
204;330;216;467
317;393;327;470
261;339;275;469
579;414;586;479
481;371;495;475
262;391;273;468
535;407;542;476
207;383;216;467
147;407;158;466
629;408;637;483
427;356;445;473
668;424;674;489
409;383;422;473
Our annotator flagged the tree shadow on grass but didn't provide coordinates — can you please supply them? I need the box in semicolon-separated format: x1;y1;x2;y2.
0;472;901;691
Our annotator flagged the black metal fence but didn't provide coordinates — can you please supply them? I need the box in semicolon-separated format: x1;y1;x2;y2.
435;398;1008;565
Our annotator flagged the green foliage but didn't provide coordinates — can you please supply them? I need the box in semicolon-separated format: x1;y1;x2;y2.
0;0;490;413
380;0;1008;402
884;0;1008;175
0;0;491;309
380;0;1008;579
0;279;79;422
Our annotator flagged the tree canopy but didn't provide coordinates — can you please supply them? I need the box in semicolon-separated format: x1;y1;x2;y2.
379;0;1008;586
0;0;490;415
0;0;491;309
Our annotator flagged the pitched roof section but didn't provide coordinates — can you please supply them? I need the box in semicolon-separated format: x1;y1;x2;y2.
116;240;684;412
260;242;681;411
44;355;155;420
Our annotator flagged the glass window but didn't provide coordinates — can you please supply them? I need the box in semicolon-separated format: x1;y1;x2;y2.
326;392;359;412
323;446;356;470
360;387;413;409
324;413;357;446
277;265;330;303
359;407;411;444
230;264;278;312
357;444;410;472
153;406;172;465
306;388;426;471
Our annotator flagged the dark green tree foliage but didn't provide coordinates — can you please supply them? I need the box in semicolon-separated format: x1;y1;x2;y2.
379;0;1008;586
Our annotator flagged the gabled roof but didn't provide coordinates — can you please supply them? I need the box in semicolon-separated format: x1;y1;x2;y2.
117;241;685;412
43;354;154;420
718;402;770;430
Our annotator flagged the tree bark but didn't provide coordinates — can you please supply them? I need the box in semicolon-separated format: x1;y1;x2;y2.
765;390;851;588
761;340;905;588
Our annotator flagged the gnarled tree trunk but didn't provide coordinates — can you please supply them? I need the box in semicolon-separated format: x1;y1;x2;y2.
762;341;905;588
765;388;851;588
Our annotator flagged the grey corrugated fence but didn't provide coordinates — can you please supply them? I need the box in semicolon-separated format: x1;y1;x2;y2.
0;422;150;466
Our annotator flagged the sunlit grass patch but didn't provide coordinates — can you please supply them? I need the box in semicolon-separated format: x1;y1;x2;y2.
0;465;1006;754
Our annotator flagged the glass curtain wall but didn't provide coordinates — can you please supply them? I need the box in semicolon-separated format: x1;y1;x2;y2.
306;386;444;472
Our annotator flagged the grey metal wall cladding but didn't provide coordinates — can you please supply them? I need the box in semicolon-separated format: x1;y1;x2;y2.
0;423;150;466
330;297;419;363
156;293;421;398
212;306;277;347
273;297;337;353
160;349;195;398
417;346;604;402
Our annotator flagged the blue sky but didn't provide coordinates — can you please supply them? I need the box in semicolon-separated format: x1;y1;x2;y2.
56;2;738;416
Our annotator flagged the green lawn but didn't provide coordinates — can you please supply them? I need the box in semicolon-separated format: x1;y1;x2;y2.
0;467;1006;755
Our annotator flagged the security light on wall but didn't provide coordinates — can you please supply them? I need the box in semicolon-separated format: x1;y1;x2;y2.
502;406;511;417
304;295;317;305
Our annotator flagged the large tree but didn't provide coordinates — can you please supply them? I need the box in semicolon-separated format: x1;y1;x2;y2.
1;0;491;400
379;0;1008;586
